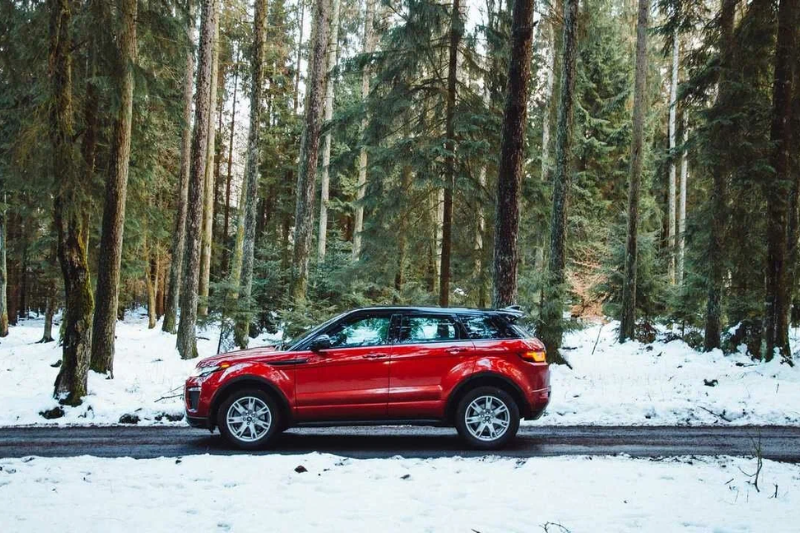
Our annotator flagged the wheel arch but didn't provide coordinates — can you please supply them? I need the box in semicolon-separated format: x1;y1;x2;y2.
209;376;293;430
445;372;530;422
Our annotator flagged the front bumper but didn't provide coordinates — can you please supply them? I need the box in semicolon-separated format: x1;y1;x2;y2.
186;414;212;429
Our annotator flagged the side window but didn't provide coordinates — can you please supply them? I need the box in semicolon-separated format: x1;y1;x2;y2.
398;315;458;344
461;315;519;340
327;316;391;348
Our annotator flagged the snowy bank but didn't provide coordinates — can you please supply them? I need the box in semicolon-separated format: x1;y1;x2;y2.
0;314;798;426
1;453;797;532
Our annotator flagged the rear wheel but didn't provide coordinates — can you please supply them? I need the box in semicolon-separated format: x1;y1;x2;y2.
455;386;520;450
217;389;281;450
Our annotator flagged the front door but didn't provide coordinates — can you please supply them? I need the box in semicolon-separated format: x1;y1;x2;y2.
294;314;393;420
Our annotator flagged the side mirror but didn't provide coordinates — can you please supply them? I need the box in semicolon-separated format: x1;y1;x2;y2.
310;334;332;352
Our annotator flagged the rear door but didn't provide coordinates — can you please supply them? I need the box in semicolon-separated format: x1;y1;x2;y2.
388;313;474;418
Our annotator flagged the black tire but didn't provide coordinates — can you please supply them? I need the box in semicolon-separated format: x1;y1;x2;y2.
454;386;520;450
217;388;282;450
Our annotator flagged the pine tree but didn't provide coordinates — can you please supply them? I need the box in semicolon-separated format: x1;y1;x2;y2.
539;0;579;363
177;0;219;359
492;0;535;308
619;0;650;342
90;0;138;375
290;0;330;302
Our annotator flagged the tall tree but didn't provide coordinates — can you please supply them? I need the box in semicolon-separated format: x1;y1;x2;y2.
0;197;7;337
667;29;679;284
90;0;138;374
234;0;268;348
220;46;240;277
352;0;376;260
163;2;196;334
538;0;579;363
492;0;535;307
176;0;219;359
50;0;94;404
199;19;221;317
439;0;462;307
619;0;650;342
763;0;798;360
703;0;736;351
290;0;330;301
317;0;341;261
677;118;688;285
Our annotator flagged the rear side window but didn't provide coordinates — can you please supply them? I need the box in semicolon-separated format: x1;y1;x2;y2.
398;315;458;344
461;315;521;340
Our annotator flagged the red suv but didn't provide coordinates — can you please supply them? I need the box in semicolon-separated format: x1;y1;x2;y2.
185;307;550;450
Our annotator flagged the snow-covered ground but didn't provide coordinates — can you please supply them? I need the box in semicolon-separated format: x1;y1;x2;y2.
1;453;797;532
1;313;799;426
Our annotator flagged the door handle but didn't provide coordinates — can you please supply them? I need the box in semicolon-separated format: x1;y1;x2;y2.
363;353;388;360
447;347;468;354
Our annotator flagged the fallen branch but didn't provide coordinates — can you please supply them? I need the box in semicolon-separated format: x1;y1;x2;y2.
699;406;731;422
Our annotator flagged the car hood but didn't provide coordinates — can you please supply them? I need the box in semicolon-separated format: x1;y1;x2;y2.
196;347;298;368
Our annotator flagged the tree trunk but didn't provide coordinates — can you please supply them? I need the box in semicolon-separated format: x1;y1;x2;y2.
146;245;159;330
220;46;239;277
50;0;93;405
163;2;196;334
619;0;649;342
667;29;678;284
177;0;219;359
290;0;330;302
535;7;556;270
317;0;341;262
199;18;220;317
0;198;7;337
538;0;579;363
439;0;462;308
294;0;306;114
703;0;736;352
395;162;413;295
492;0;535;308
40;281;56;343
677;117;688;286
352;0;376;260
234;0;268;348
764;0;798;361
90;0;138;375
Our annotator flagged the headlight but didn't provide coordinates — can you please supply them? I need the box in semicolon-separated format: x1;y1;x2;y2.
190;364;227;378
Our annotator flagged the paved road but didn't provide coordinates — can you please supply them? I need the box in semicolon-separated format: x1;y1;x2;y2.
1;425;799;461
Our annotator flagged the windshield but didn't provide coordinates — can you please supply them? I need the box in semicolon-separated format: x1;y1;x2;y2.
286;312;347;351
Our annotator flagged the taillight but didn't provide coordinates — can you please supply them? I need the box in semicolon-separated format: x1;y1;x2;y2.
520;350;546;363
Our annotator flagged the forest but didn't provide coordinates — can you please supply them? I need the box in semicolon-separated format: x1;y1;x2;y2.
0;0;798;405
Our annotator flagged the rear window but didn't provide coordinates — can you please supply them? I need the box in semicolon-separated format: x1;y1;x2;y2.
460;315;521;340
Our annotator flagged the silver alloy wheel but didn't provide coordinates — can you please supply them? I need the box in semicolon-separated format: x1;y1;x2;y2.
465;395;511;442
226;396;272;442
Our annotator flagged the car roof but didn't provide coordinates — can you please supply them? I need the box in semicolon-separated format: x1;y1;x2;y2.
345;306;524;317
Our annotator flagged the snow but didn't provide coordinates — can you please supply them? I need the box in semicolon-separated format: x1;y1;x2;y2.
1;314;799;426
0;453;798;532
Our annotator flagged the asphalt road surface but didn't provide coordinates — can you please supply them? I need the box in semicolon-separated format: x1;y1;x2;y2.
1;425;799;461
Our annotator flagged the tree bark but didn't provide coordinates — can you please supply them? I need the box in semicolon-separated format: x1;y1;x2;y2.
539;0;579;363
667;29;679;284
146;244;159;330
90;0;138;375
234;0;268;348
220;46;239;277
294;0;306;114
317;0;341;262
199;18;221;317
163;1;196;334
0;197;7;337
677;117;688;286
40;281;57;343
290;0;330;302
50;0;93;405
703;0;736;351
619;0;649;342
352;0;376;260
492;0;535;308
177;0;219;359
764;0;798;361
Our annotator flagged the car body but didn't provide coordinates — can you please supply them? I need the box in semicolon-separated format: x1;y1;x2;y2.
184;306;550;449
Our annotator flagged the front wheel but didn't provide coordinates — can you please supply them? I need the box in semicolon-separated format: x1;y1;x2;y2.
455;386;520;450
217;389;281;450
